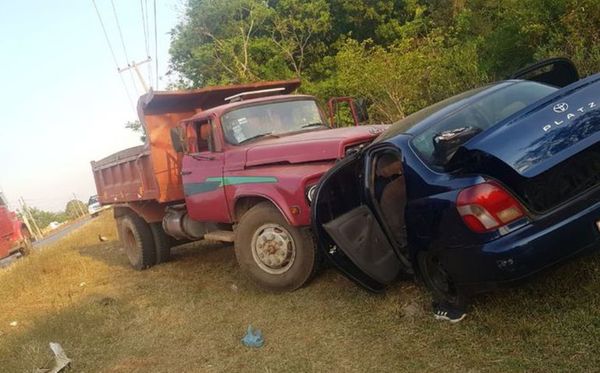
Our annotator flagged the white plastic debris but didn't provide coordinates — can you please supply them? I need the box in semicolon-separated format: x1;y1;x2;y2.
35;342;71;373
9;321;18;327
79;282;86;287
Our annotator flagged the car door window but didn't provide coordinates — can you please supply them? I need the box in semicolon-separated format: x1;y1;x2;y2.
371;152;408;253
197;121;214;152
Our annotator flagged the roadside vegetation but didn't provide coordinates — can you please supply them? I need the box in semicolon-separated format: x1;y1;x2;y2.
1;211;600;372
168;0;600;122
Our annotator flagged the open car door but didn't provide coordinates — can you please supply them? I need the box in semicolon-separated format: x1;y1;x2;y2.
311;147;411;292
509;57;579;88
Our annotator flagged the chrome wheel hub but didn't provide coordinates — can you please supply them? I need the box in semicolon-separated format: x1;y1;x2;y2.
251;224;296;274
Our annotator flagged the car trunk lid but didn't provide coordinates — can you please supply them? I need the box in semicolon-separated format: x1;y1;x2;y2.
462;74;600;178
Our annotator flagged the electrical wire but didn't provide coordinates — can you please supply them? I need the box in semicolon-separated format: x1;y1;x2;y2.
140;0;153;88
153;0;158;89
110;0;139;95
91;0;136;113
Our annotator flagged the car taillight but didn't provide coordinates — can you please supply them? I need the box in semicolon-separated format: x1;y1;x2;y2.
456;182;525;233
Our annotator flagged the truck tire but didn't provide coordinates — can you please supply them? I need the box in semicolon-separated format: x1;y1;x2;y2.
119;214;156;270
235;202;318;292
150;223;173;264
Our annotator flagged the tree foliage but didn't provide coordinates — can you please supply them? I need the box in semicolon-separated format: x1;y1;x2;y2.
168;0;600;122
25;208;67;229
65;200;87;220
125;120;146;142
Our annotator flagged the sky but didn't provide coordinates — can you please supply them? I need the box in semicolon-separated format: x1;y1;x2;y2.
0;0;183;212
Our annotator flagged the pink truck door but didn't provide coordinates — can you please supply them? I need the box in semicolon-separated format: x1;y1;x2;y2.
181;120;230;223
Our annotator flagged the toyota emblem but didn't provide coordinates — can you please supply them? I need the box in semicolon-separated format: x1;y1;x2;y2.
553;102;568;113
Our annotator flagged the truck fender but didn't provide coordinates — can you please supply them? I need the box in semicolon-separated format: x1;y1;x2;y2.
233;194;303;227
113;201;169;223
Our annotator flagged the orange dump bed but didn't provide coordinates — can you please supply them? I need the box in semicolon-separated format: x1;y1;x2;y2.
91;80;301;205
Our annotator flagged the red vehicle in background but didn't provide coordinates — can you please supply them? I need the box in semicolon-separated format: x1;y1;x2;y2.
91;80;386;291
0;193;32;260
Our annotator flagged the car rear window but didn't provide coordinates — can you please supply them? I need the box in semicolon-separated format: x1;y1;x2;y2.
410;81;557;167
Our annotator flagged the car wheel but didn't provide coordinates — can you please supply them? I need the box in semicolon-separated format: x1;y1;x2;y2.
19;230;33;256
151;223;173;264
235;202;319;292
417;251;466;306
119;214;156;270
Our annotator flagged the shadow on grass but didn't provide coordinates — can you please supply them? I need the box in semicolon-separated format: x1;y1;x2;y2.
77;239;233;270
471;247;600;314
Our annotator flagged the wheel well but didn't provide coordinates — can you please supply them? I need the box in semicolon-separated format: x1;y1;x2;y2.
234;197;275;222
114;206;134;219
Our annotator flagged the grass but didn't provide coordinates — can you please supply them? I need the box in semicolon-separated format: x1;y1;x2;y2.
1;211;600;372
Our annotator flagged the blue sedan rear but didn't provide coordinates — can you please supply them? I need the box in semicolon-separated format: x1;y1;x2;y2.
312;58;600;303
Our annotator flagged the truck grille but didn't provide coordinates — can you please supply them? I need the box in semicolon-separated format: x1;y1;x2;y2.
516;142;600;213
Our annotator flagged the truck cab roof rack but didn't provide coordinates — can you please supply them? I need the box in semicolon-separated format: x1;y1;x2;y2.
224;87;286;103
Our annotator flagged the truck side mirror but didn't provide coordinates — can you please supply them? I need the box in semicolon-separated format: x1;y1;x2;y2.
170;128;185;154
328;97;370;127
354;98;369;124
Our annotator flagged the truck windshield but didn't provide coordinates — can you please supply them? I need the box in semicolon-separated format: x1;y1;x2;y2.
221;99;326;145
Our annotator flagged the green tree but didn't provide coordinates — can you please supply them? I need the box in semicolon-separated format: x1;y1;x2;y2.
26;208;67;229
169;0;277;86
168;0;600;124
65;200;87;220
270;0;331;77
125;120;146;142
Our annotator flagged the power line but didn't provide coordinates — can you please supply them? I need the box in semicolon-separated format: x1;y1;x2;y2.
110;0;130;64
140;0;153;87
91;0;119;69
153;0;158;89
110;0;139;95
91;0;136;113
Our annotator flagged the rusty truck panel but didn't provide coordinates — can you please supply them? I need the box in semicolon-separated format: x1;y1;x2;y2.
91;79;301;205
91;145;160;204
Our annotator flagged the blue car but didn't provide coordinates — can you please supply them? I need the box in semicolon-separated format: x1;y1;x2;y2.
312;58;600;304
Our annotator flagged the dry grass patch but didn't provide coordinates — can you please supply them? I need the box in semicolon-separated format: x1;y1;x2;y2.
1;211;600;372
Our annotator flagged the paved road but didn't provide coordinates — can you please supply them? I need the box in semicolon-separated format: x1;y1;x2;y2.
0;217;92;268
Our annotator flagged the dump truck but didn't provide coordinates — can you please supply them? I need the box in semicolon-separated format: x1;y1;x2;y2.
91;80;388;291
0;192;32;259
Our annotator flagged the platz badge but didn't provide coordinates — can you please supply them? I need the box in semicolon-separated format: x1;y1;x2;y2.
543;100;597;132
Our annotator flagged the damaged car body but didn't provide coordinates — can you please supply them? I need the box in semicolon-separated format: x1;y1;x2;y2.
312;58;600;302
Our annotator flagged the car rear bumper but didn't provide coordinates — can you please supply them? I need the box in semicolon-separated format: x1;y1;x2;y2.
440;199;600;292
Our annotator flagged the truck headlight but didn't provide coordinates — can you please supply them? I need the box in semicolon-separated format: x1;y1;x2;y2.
306;185;318;204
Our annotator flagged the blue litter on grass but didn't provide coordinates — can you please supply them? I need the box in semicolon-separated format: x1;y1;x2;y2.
241;325;264;348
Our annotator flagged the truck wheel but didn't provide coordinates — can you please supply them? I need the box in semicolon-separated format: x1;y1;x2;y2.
150;223;173;264
19;230;33;256
119;214;156;270
235;202;318;292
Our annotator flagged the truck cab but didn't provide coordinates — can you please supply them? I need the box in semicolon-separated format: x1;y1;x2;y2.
91;80;387;291
0;193;32;260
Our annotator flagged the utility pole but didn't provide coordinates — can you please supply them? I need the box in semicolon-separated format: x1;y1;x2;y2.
72;193;87;218
118;57;152;93
18;209;37;241
19;197;43;240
